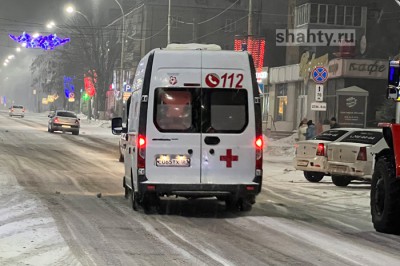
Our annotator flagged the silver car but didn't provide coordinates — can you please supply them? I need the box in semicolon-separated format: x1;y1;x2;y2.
9;105;25;117
48;110;80;135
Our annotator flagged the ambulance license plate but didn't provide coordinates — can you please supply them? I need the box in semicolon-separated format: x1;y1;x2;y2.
156;155;190;167
62;125;71;128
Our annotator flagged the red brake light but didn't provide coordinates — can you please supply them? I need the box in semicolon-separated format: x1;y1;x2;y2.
316;143;325;156
138;136;146;148
357;147;367;161
255;137;264;149
22;108;25;112
54;117;59;123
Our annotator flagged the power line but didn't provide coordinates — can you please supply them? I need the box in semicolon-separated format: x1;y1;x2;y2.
174;0;241;25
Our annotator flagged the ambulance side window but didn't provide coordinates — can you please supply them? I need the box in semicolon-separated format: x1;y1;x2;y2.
202;89;248;133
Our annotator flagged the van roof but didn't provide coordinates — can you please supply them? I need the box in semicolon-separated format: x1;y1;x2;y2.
164;43;222;51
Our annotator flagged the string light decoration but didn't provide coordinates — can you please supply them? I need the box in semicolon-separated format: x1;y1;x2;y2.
234;35;265;73
9;32;70;50
84;71;97;97
63;76;75;98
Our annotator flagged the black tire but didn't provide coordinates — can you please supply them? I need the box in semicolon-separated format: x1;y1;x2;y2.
331;175;352;187
130;175;138;211
72;131;79;135
119;152;124;162
226;196;253;212
123;177;129;199
304;171;324;183
49;126;54;133
371;156;400;234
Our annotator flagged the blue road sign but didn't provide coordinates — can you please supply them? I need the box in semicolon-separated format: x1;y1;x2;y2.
312;66;328;84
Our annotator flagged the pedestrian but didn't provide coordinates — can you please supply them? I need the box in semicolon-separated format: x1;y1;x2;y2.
297;118;308;141
330;117;340;129
306;120;316;140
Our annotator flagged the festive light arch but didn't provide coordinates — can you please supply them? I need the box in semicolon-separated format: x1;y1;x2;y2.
9;32;70;50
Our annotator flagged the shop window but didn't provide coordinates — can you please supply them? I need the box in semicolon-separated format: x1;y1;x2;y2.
276;84;288;122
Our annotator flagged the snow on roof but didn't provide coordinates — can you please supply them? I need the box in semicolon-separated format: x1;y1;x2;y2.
165;43;222;51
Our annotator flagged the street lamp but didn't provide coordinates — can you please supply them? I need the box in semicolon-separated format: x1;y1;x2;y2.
65;5;91;25
110;0;125;115
46;21;56;29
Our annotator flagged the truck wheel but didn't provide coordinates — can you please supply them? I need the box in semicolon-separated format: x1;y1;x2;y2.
304;171;324;183
331;175;351;187
226;196;253;212
371;156;400;234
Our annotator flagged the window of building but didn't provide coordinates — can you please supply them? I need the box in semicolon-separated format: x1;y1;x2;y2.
310;4;318;23
295;4;309;26
336;6;344;25
224;19;236;32
345;6;353;26
318;4;327;24
327;5;335;24
276;84;288;122
354;6;362;26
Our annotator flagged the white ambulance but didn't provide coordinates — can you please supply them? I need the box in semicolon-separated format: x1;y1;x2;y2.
112;44;263;212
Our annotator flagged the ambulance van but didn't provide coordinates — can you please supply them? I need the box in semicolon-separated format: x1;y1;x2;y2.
112;44;263;212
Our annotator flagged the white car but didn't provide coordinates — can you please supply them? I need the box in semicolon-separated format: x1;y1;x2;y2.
326;129;388;187
9;105;25;117
295;128;358;182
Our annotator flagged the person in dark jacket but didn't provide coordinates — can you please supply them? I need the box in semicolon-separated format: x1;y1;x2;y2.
330;117;340;128
306;120;316;140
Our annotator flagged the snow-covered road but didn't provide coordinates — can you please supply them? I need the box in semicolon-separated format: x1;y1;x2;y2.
1;112;400;265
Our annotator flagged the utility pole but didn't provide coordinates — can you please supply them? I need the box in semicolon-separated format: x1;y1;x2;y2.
248;0;253;36
168;0;171;44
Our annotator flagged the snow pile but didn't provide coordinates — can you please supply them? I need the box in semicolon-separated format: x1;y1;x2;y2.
264;133;297;158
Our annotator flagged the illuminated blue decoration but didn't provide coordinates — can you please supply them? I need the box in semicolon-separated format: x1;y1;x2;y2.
9;32;70;50
63;76;75;98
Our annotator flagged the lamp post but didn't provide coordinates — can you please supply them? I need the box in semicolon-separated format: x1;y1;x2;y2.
112;0;125;117
168;0;171;44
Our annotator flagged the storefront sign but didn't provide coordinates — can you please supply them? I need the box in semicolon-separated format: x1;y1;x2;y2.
299;52;329;81
328;59;387;79
338;95;366;127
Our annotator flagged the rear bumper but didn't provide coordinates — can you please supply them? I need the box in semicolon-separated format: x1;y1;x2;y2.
327;161;371;178
53;124;79;132
294;157;328;173
138;182;261;198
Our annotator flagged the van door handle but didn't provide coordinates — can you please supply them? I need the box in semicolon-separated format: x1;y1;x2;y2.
204;136;220;145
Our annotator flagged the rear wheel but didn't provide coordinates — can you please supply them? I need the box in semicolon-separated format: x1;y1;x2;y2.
72;131;79;135
304;171;324;183
371;155;400;234
226;195;253;212
130;175;138;211
331;175;352;187
119;151;124;162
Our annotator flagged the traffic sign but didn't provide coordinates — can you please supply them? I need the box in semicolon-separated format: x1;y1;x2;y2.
311;102;327;111
312;66;328;84
315;84;324;101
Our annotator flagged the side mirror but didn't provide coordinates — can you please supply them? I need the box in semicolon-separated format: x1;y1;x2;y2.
112;117;125;135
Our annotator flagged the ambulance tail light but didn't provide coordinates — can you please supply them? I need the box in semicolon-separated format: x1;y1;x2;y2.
255;136;263;172
316;143;325;156
137;135;146;168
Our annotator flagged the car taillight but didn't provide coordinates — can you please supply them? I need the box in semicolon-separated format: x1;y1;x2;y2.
75;119;79;124
316;143;325;156
54;117;59;123
357;147;367;161
255;136;263;174
137;135;146;169
22;108;25;112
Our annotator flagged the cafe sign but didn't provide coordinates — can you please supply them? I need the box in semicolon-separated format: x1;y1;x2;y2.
328;59;387;79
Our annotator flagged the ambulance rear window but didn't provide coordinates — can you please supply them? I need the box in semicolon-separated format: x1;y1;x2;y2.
203;89;248;133
154;88;199;132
